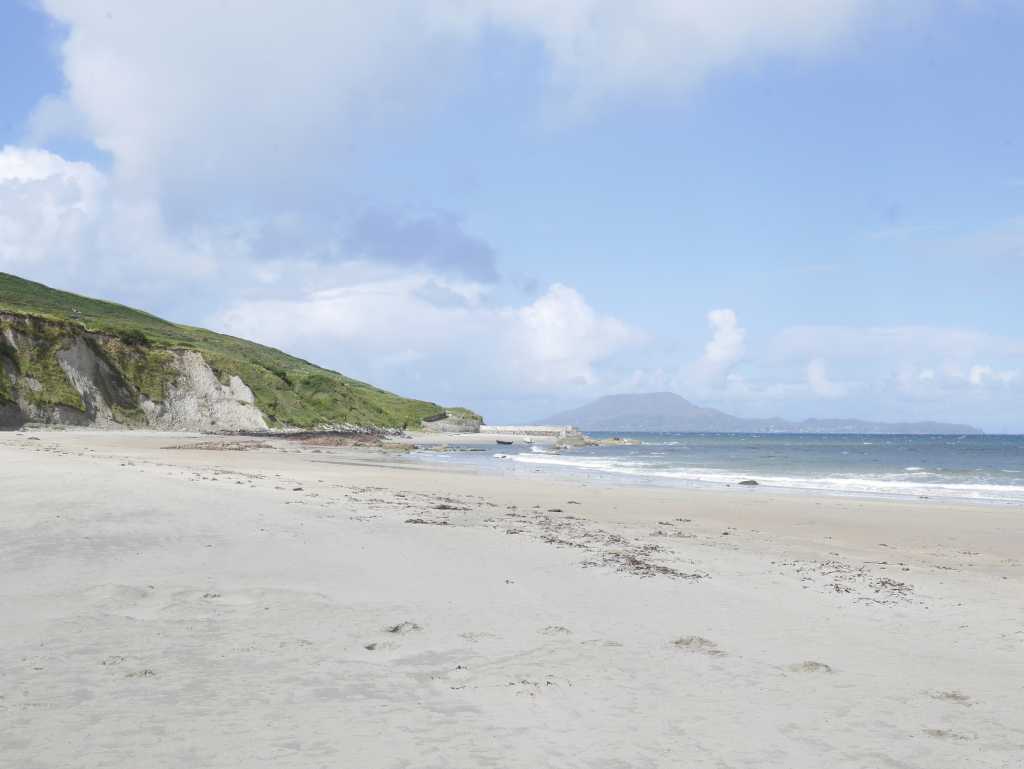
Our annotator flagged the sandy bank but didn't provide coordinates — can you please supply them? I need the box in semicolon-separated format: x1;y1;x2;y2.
2;430;1021;768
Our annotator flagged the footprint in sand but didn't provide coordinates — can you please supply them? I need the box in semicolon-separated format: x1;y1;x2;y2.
539;625;572;636
364;621;423;650
929;690;972;706
582;639;623;647
923;728;974;741
786;661;833;673
278;639;315;649
672;636;726;657
384;621;422;635
460;631;498;642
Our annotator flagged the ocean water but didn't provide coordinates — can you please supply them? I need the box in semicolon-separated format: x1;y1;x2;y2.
423;432;1024;504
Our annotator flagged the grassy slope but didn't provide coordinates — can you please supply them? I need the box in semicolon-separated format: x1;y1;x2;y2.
0;272;453;428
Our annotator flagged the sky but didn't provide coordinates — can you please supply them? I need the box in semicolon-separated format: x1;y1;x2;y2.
1;1;1022;431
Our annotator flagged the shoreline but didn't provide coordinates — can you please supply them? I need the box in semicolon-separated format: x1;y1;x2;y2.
4;428;1021;561
399;431;1024;508
8;424;1023;506
414;451;1024;508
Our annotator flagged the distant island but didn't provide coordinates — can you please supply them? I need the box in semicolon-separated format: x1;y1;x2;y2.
540;392;983;435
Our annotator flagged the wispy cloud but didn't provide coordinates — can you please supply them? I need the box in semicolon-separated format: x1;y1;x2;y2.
806;358;850;398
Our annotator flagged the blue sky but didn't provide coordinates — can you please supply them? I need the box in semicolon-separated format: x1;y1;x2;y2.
1;1;1022;430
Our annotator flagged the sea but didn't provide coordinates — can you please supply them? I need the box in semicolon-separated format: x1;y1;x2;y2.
418;432;1024;505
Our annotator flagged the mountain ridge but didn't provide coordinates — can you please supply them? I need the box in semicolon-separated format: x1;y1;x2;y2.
540;392;983;435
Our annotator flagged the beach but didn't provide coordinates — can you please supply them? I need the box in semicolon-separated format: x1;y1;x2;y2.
2;429;1022;768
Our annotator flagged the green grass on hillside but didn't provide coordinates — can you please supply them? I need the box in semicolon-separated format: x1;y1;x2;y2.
0;314;87;412
0;272;465;429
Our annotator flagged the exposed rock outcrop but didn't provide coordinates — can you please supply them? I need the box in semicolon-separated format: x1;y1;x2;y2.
0;314;266;431
56;337;135;427
141;351;267;432
554;429;640;449
420;410;484;433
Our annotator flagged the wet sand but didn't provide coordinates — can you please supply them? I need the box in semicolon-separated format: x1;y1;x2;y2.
2;430;1022;768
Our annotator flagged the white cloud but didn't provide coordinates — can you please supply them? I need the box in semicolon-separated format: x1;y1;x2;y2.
39;0;468;196
33;0;893;198
692;308;745;387
806;358;849;398
13;0;895;383
0;141;639;401
618;317;1022;430
968;365;1018;387
215;277;640;394
509;283;642;386
0;145;223;289
480;0;882;114
0;146;105;268
769;325;1024;402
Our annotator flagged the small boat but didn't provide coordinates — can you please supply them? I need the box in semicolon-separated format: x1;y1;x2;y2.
496;439;514;445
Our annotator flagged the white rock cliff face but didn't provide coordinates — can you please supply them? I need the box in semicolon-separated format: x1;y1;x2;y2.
56;337;123;428
2;329;268;431
141;351;268;432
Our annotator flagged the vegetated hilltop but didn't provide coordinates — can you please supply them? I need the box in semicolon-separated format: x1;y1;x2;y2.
0;272;467;431
541;392;983;435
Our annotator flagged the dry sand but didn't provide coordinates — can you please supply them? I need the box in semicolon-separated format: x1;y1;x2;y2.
1;430;1022;768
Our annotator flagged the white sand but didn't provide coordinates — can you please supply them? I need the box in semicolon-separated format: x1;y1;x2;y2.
2;430;1022;768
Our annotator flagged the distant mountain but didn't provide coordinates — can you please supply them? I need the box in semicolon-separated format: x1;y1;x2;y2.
540;392;983;435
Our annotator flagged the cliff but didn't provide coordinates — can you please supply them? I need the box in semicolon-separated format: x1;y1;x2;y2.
0;272;472;431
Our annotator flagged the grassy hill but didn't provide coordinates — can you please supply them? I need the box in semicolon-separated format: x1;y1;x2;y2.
0;272;458;429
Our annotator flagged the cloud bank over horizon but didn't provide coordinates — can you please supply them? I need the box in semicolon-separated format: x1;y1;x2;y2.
1;1;1022;429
